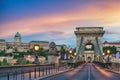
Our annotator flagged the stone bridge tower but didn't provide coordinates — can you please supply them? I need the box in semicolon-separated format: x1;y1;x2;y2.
74;27;105;62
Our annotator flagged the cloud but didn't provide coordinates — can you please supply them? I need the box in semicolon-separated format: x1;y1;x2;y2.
0;0;120;47
46;31;64;35
105;31;120;35
19;31;66;42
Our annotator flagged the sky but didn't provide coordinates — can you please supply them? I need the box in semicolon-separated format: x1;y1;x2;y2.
0;0;120;48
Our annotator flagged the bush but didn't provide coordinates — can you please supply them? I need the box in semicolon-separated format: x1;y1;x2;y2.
1;59;10;66
60;46;66;60
37;49;48;60
16;58;27;65
0;61;2;65
0;52;5;56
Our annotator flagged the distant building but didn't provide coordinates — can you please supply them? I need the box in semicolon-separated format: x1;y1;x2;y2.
24;55;46;63
0;39;6;52
0;56;17;64
103;41;120;52
0;32;68;53
30;41;49;50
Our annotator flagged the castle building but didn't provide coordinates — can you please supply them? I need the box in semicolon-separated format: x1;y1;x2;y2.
0;39;6;51
0;32;49;53
0;32;68;53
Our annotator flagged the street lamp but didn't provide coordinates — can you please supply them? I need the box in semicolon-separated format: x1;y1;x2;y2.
69;50;72;54
94;55;96;62
68;49;72;59
106;49;111;68
102;52;106;64
97;55;100;61
102;53;105;56
107;50;111;61
74;52;77;56
107;50;110;54
82;55;85;62
34;45;40;52
33;44;40;64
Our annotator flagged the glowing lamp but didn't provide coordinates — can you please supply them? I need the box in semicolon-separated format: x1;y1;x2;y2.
34;45;40;52
102;53;105;56
107;50;110;54
74;52;77;56
69;50;72;54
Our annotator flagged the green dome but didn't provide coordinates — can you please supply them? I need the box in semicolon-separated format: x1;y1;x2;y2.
15;32;21;38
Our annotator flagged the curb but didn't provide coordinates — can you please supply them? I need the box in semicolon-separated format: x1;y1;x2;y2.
33;68;74;80
93;63;120;74
105;69;120;74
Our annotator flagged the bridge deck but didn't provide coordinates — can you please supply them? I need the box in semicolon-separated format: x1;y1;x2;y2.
46;63;120;80
0;63;120;80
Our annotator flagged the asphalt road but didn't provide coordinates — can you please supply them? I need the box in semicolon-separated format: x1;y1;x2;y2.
52;63;120;80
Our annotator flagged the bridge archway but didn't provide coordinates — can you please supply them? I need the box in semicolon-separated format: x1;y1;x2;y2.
83;42;95;62
74;27;105;62
87;56;92;62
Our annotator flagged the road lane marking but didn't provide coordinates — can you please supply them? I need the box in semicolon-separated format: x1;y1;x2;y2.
88;64;91;80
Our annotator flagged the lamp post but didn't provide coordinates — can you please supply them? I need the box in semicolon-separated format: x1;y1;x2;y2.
68;49;73;65
74;52;76;56
102;52;106;65
97;55;100;62
102;53;105;62
33;44;40;64
107;50;110;54
82;55;85;62
107;50;111;63
106;49;111;68
69;50;72;54
68;49;73;59
102;53;105;56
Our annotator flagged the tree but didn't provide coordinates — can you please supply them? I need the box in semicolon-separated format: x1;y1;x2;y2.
13;52;30;59
16;58;27;65
37;49;48;60
60;46;66;60
0;52;5;56
103;46;117;54
26;60;32;64
2;58;10;66
0;61;2;66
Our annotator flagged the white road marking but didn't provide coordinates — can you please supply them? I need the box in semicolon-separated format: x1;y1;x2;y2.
88;64;91;80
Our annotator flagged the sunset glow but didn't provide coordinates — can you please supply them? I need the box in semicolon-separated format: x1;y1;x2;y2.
0;0;120;47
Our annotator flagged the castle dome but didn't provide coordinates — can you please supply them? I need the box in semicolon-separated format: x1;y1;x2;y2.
15;32;21;38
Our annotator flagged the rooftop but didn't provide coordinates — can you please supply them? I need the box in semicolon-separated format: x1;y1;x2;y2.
0;39;5;42
15;32;21;38
76;27;103;29
103;41;120;45
30;41;49;43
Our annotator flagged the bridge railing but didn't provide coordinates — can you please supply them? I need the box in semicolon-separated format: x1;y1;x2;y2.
111;63;120;72
0;62;84;80
0;64;67;80
93;60;120;73
40;61;84;80
110;59;120;72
